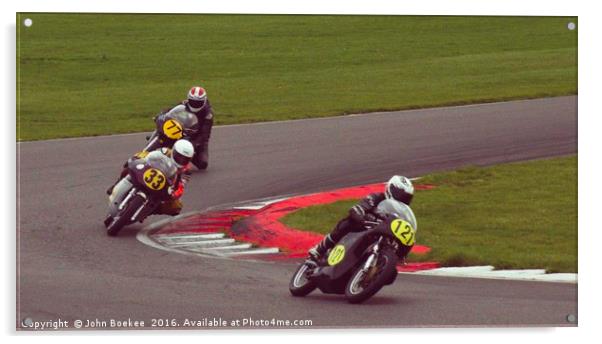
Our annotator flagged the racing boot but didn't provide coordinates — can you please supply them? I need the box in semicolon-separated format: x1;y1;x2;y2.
308;234;336;261
106;178;121;195
106;184;115;196
192;142;209;170
154;199;183;216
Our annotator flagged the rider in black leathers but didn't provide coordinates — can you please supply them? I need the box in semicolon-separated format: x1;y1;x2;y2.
308;175;416;261
158;86;214;170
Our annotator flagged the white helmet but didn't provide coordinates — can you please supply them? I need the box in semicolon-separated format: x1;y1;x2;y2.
187;86;207;112
172;139;195;168
385;175;414;205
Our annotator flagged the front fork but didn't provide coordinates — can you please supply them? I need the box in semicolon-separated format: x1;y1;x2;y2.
117;188;149;222
142;130;161;152
363;237;383;271
130;192;148;222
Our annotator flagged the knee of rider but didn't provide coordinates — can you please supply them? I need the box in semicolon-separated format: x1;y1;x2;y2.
328;229;345;243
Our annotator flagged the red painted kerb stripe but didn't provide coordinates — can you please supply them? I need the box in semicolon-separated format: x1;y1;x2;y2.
228;183;434;255
155;182;440;271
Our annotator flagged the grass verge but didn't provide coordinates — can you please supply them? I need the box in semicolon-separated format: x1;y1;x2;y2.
17;14;576;140
280;156;577;273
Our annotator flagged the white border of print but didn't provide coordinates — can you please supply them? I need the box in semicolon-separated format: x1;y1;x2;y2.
3;1;598;343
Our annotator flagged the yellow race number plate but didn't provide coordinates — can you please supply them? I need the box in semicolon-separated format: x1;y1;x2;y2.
143;168;167;191
162;119;183;139
327;245;346;266
390;219;416;246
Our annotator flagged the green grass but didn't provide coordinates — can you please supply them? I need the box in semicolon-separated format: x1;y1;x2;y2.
281;156;577;273
17;14;577;140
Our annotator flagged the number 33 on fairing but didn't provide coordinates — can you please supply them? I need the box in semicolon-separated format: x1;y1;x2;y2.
143;168;166;190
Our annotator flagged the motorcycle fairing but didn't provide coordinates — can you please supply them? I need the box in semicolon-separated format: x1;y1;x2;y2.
108;177;133;214
310;218;402;294
312;231;374;294
159;105;200;138
127;152;176;199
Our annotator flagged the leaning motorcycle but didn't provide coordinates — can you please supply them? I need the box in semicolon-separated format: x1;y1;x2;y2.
289;199;417;304
104;151;178;236
142;105;200;153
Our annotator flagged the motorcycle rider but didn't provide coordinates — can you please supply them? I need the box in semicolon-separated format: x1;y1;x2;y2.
308;175;416;262
156;86;214;170
107;139;195;216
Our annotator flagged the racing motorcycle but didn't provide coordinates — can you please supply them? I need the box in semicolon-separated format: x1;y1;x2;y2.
289;199;417;304
104;151;179;236
142;105;200;153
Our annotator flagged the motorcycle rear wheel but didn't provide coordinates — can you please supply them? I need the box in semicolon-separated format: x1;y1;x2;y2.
106;194;145;237
344;248;398;304
289;261;318;297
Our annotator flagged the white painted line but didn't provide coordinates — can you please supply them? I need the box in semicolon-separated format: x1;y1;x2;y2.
484;269;547;276
203;243;253;251
170;238;235;247
136;228;223;260
406;265;577;283
414;266;495;275
224;247;280;256
155;233;225;241
530;273;578;283
232;204;269;210
232;197;291;210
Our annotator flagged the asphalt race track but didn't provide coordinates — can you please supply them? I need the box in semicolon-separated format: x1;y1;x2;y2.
17;96;578;328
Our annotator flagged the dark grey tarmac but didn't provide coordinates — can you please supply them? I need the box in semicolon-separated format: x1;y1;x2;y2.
17;96;578;329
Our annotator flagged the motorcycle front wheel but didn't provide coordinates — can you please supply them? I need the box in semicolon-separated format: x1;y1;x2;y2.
106;194;145;237
344;248;398;304
289;261;318;297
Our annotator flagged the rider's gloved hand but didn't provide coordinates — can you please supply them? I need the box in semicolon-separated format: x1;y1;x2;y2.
362;213;379;229
364;213;377;222
170;182;185;199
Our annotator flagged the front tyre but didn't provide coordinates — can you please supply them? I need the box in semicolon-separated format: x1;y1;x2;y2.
345;248;398;304
106;194;145;237
289;261;318;297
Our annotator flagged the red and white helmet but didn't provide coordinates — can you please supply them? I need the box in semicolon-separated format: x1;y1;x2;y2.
187;86;207;112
